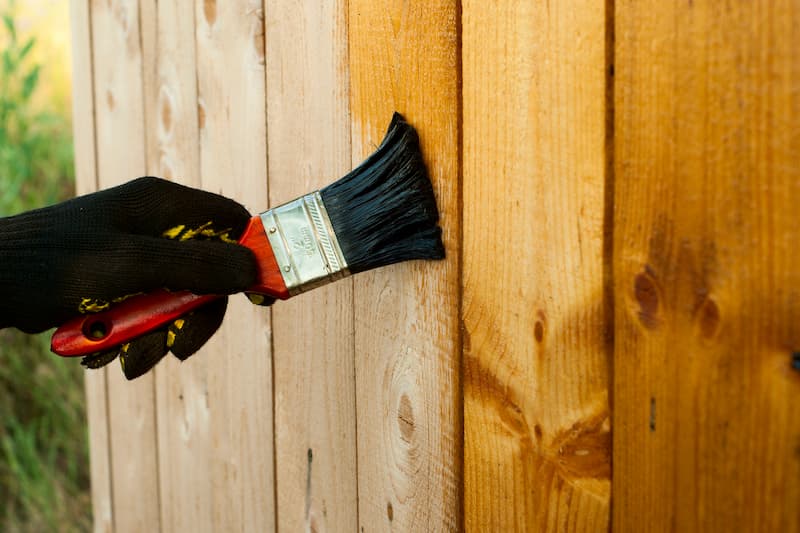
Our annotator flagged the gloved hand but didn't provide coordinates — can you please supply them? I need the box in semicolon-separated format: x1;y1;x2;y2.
0;177;272;379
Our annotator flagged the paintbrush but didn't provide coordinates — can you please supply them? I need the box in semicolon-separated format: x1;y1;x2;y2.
50;113;444;357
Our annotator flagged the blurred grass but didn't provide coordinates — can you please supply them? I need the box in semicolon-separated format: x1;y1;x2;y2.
1;1;91;531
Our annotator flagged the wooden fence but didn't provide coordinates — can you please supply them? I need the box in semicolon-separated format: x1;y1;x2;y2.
70;0;799;531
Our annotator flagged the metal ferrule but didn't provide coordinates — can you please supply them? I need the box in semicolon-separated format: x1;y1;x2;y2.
259;191;350;296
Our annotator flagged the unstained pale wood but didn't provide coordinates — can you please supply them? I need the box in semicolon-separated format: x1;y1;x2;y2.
145;1;214;532
613;1;800;531
88;0;161;530
264;1;357;531
348;1;462;530
462;1;612;531
69;1;112;532
194;0;275;530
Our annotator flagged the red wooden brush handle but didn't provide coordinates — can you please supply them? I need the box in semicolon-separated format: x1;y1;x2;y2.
50;291;220;357
50;215;289;357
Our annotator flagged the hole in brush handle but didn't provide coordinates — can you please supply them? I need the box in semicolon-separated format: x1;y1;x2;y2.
83;318;110;341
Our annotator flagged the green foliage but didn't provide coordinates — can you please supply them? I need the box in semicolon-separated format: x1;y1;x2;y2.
0;2;74;217
0;4;90;532
0;332;91;532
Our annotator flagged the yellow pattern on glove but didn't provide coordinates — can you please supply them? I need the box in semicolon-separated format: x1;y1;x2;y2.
162;221;236;243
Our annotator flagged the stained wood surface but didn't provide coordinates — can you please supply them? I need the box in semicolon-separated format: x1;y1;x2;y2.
348;1;462;530
462;1;611;531
613;1;800;532
193;1;275;530
264;1;357;531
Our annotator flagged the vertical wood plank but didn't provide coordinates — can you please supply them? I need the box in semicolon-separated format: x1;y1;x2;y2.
70;1;113;531
194;0;275;530
614;1;800;531
462;0;611;531
70;0;98;200
348;1;462;530
263;1;357;531
89;0;161;530
144;1;214;532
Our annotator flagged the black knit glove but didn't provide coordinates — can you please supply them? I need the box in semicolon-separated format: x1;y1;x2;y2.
0;177;272;379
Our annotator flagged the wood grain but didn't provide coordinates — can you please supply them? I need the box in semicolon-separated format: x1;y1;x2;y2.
69;2;112;531
194;0;275;530
462;0;611;531
89;0;160;530
72;0;800;529
144;1;214;531
348;1;462;530
613;1;800;531
263;1;357;531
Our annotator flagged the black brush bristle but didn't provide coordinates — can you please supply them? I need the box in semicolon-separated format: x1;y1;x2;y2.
320;113;445;274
